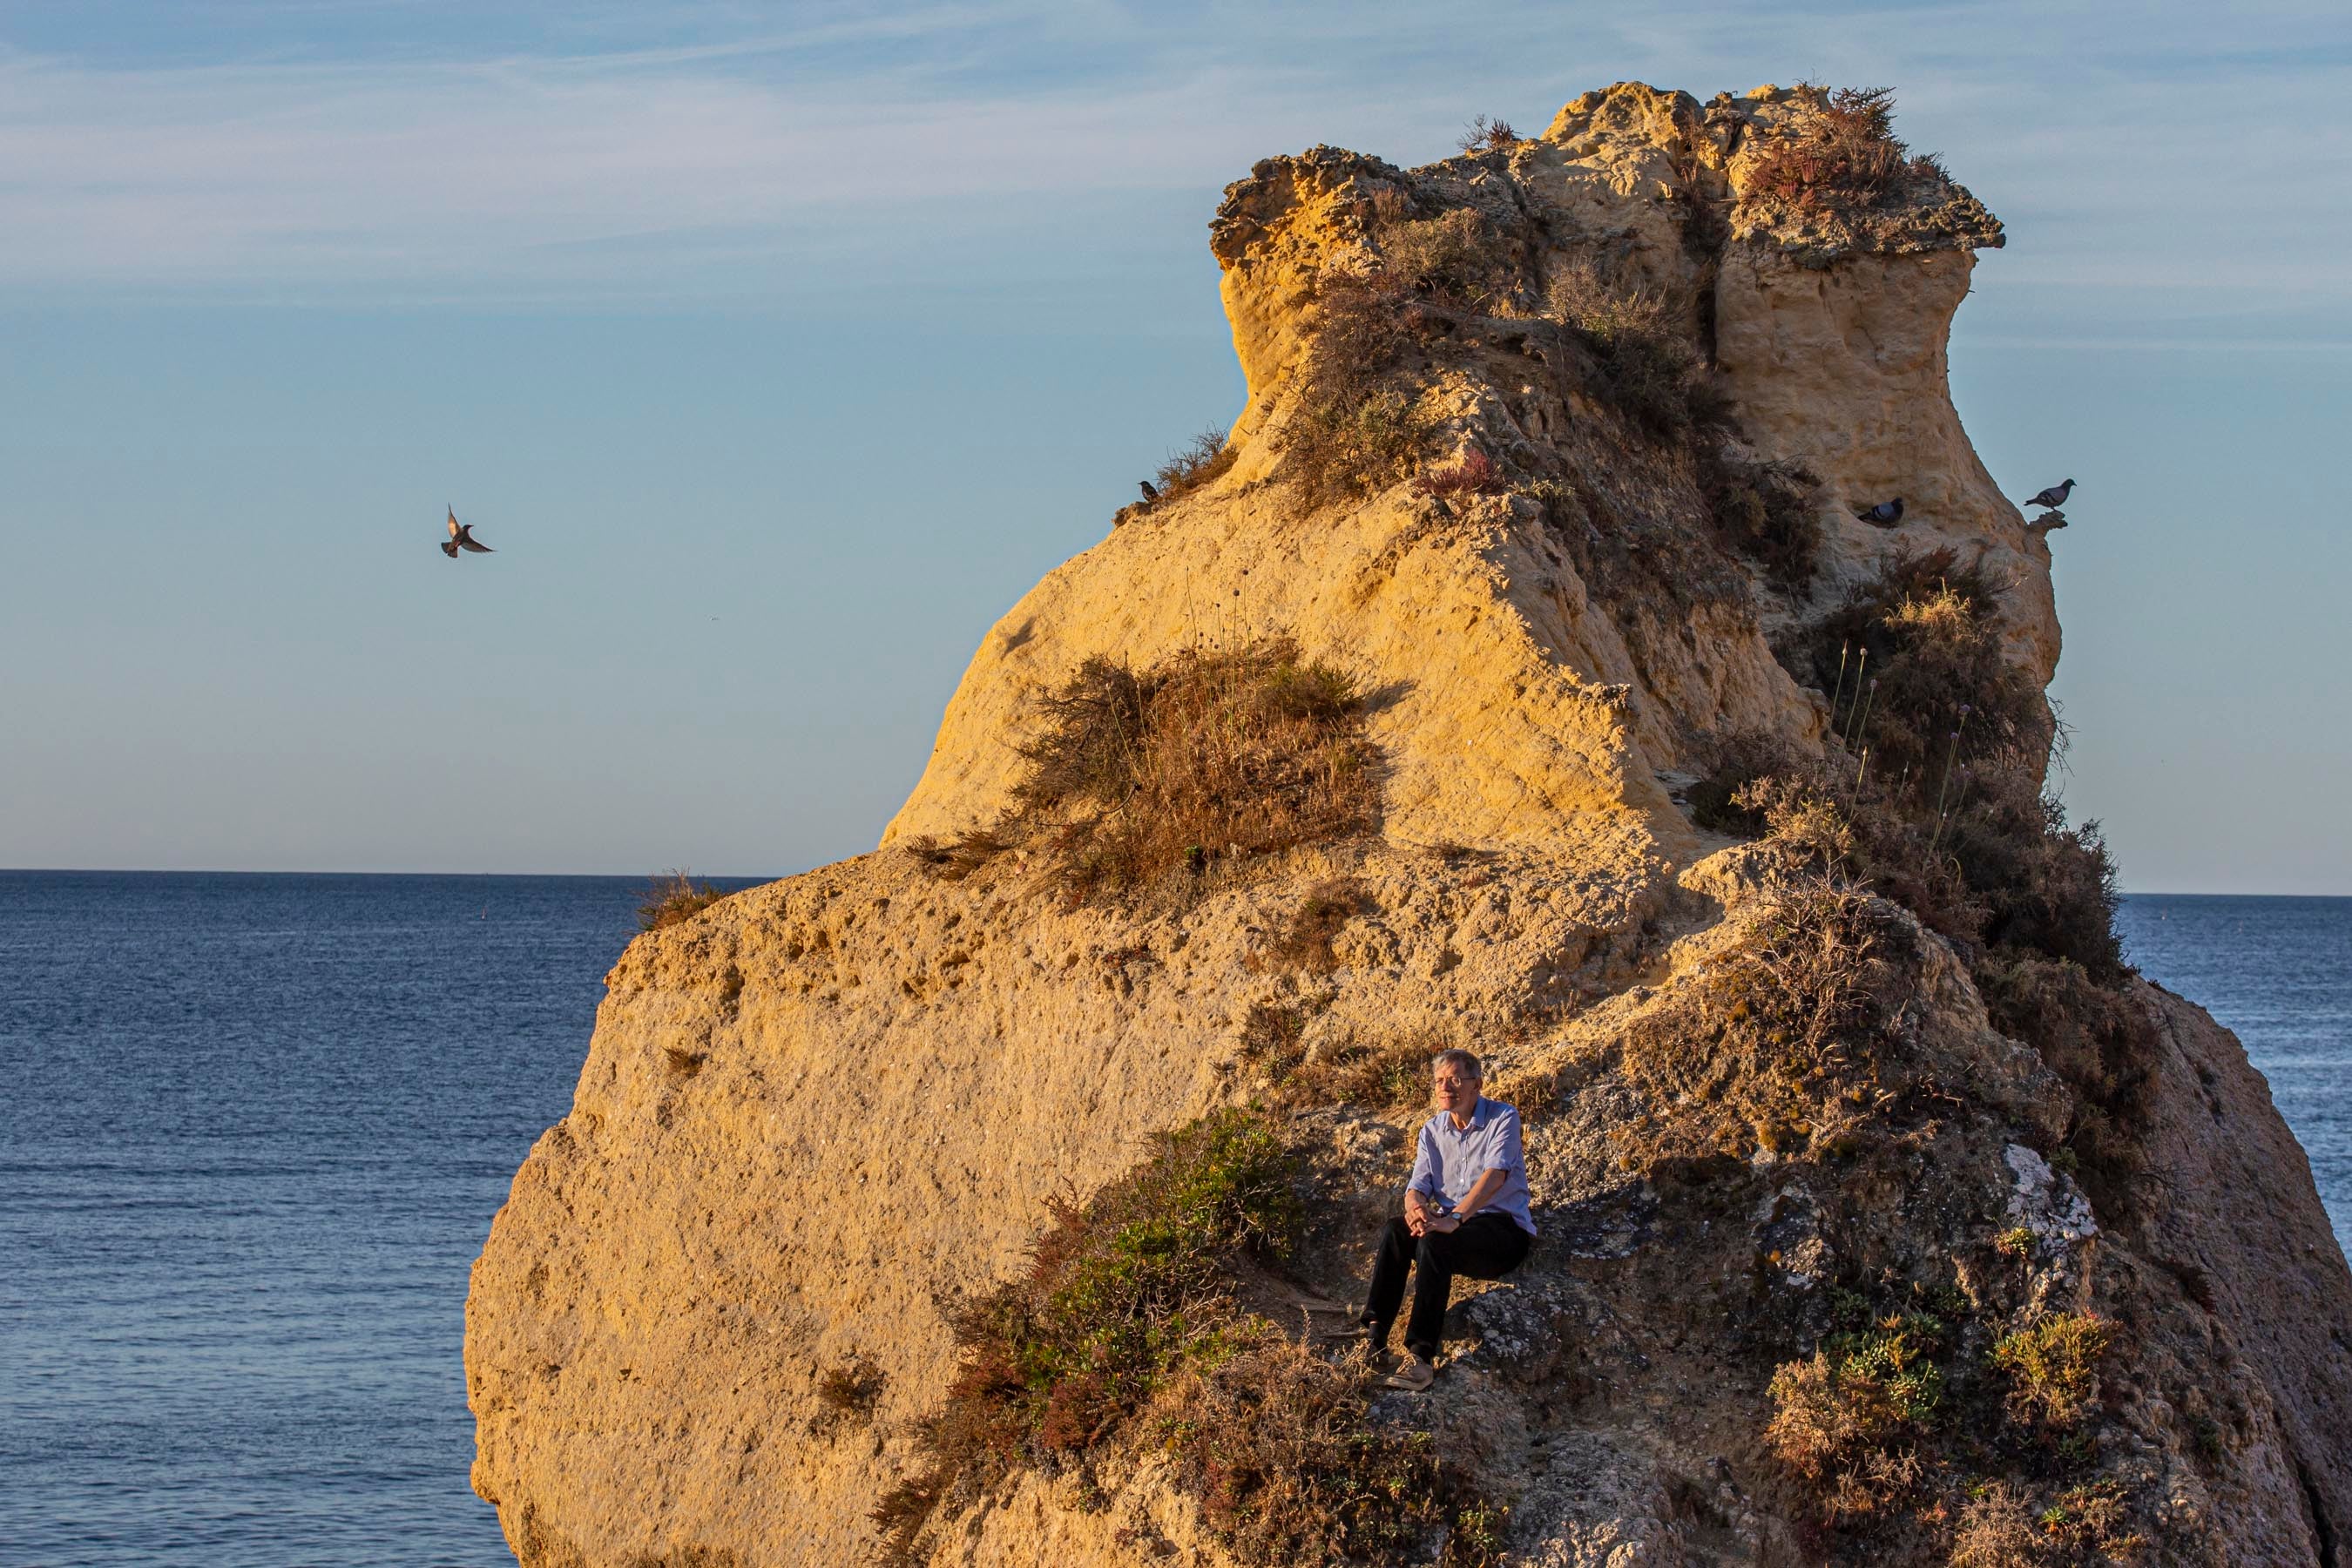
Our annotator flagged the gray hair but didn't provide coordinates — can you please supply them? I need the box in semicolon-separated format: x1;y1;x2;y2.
1430;1048;1483;1081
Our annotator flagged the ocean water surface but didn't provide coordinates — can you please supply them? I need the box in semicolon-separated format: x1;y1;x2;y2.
0;875;2344;1565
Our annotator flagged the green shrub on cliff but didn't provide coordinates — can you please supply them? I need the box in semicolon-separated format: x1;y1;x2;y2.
872;1111;1297;1560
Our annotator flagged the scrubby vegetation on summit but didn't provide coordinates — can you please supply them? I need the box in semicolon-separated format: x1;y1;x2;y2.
1741;85;1949;214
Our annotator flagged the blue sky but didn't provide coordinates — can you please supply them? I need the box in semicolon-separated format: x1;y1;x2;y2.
3;2;2348;889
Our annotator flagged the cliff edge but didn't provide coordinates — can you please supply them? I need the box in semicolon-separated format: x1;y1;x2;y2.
468;84;2352;1568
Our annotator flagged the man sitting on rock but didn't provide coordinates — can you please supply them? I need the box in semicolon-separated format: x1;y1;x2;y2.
1347;1048;1536;1391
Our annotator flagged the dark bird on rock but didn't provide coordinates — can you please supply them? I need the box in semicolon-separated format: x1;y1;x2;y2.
1139;480;1159;504
1854;497;1905;526
442;507;493;558
2022;478;2074;510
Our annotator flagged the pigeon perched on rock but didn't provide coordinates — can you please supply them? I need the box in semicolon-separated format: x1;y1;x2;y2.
1853;497;1905;526
442;508;493;558
2022;478;2074;510
1139;480;1160;504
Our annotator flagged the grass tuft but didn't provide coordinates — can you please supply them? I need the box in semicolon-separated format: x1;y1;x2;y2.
1267;877;1370;973
1153;427;1240;502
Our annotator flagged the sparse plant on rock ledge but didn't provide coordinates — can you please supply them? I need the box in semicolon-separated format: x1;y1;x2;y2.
638;869;727;932
1279;273;1437;510
1152;425;1239;502
1456;113;1519;155
1380;208;1518;310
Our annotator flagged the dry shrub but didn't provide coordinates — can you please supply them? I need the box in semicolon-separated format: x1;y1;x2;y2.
1732;775;1859;870
1949;1483;2046;1568
1277;268;1435;511
1239;1001;1309;1079
1380;208;1517;311
1704;749;2158;1211
1004;639;1379;901
639;870;727;932
814;1359;886;1429
1974;955;2153;1202
1744;85;1942;213
1544;259;1707;439
1456;113;1518;155
1283;386;1437;510
1947;788;2125;978
1991;1313;2112;1428
901;828;1010;881
1743;880;1896;1056
1279;1020;1450;1112
1766;545;2131;1004
1767;1352;1904;1481
875;1111;1300;1561
1950;1477;2144;1566
1705;454;1822;595
1267;878;1370;973
1154;426;1240;501
1154;1337;1507;1566
1799;545;2053;790
1619;878;1906;1159
1416;448;1504;499
1686;728;1808;835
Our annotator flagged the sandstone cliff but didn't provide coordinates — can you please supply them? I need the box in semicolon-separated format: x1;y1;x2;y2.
468;84;2351;1568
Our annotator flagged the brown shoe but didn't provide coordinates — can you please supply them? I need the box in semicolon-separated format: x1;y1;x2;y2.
1381;1355;1436;1393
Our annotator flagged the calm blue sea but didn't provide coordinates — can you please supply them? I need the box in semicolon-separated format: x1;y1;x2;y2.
0;876;2344;1566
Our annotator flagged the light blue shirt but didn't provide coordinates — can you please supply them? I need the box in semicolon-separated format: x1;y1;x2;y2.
1407;1097;1535;1236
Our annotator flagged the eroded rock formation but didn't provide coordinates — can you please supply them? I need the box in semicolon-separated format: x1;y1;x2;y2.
467;84;2351;1567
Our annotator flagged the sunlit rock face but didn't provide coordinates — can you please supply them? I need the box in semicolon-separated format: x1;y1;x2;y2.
466;84;2350;1568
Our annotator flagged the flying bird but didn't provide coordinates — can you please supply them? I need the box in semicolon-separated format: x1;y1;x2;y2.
1853;497;1905;526
442;508;493;558
1139;480;1160;504
2022;478;2074;510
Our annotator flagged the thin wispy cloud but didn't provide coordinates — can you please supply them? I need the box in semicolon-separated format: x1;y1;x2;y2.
0;1;2344;326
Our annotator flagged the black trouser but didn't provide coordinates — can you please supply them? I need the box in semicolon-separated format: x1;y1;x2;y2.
1363;1212;1531;1359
